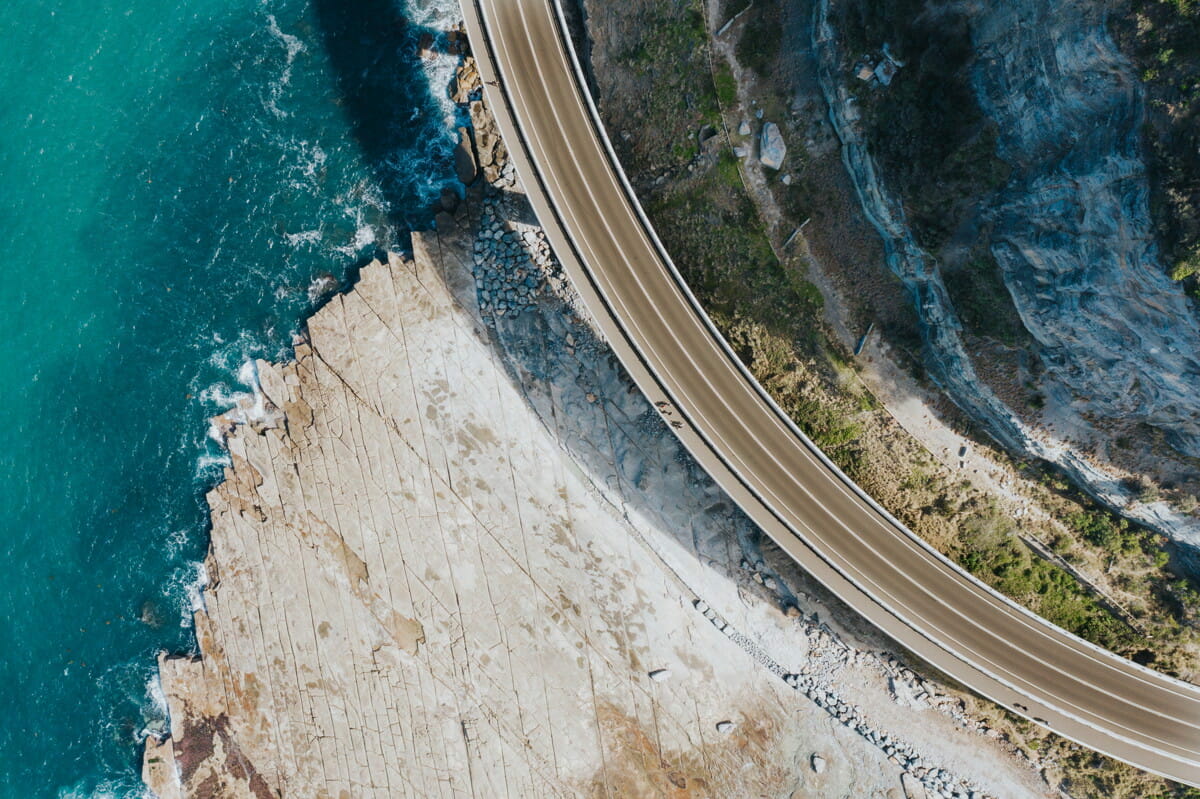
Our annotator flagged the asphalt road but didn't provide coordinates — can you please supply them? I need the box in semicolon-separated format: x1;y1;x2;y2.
458;0;1200;785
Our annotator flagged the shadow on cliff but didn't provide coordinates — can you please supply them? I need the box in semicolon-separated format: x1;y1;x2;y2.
310;0;891;654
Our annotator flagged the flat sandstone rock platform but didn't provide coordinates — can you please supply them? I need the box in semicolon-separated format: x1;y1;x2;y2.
139;231;889;797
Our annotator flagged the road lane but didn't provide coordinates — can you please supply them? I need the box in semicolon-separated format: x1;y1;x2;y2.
459;0;1200;783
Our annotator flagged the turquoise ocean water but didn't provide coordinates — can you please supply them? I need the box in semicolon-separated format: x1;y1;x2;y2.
0;0;458;794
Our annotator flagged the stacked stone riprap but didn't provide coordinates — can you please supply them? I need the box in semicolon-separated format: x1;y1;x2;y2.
471;197;555;323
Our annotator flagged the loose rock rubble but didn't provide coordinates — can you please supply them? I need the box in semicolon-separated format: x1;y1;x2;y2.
454;56;579;328
471;198;557;323
693;598;996;799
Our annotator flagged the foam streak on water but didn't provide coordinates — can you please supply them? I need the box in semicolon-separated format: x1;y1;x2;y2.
0;0;458;794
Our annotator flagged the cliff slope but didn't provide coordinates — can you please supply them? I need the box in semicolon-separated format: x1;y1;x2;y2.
816;0;1200;548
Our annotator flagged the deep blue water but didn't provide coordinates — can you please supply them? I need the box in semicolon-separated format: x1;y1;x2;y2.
0;0;458;794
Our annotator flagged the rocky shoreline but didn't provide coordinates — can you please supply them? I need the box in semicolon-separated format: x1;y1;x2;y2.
141;54;1053;799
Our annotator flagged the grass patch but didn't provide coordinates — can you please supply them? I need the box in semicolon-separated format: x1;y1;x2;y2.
715;149;743;187
955;511;1136;652
605;0;720;173
647;176;822;346
713;61;738;108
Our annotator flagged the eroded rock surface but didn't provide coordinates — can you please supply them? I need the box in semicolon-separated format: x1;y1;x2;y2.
145;237;893;796
145;205;1049;799
815;0;1200;548
974;0;1200;457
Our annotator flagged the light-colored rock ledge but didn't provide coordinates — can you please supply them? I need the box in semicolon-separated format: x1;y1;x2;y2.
142;78;1052;799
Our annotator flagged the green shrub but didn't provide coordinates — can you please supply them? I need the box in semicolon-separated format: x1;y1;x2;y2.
736;7;782;77
717;149;742;187
1067;510;1130;552
1169;245;1200;281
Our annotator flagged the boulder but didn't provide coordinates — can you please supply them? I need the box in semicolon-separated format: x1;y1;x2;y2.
446;25;468;56
760;122;786;170
451;58;481;105
901;772;929;799
454;127;477;186
810;753;826;773
469;101;508;184
417;31;436;61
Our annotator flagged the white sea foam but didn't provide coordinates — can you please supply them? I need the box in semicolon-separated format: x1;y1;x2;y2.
198;382;238;410
56;781;156;799
307;273;339;304
167;561;210;630
161;526;195;559
264;14;306;119
193;452;232;480
336;224;376;258
201;358;282;434
330;179;391;256
204;329;259;374
284;228;323;248
406;0;466;126
299;141;326;178
141;674;169;737
281;138;328;191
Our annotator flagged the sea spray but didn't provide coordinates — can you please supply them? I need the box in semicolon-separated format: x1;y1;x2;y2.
0;0;458;794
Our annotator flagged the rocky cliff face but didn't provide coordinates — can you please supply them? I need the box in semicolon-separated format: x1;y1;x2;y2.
816;0;1200;550
973;0;1200;458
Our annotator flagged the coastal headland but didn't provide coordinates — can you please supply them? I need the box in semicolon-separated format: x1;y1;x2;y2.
141;62;1051;799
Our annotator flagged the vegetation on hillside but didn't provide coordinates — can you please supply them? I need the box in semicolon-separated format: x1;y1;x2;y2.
1111;1;1200;298
833;0;1027;350
585;1;1200;794
839;1;1009;248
